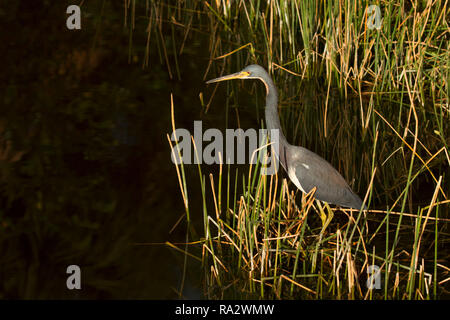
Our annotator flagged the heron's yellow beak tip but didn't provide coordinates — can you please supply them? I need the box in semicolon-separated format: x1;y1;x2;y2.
206;71;250;84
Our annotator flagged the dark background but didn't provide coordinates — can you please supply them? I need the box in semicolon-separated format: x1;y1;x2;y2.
0;1;214;299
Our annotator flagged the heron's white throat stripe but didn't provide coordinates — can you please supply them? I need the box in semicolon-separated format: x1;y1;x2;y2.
288;166;306;194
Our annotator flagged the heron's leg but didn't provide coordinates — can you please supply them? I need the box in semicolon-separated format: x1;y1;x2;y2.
311;201;334;273
315;201;334;233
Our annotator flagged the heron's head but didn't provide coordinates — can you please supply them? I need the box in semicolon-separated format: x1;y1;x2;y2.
206;64;267;84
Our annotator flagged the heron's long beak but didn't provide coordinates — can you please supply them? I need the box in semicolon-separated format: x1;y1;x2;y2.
206;71;250;84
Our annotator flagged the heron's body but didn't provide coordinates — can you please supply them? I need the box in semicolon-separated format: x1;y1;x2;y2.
207;64;364;210
283;145;364;208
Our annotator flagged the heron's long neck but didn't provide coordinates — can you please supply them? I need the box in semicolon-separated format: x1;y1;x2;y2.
264;77;288;147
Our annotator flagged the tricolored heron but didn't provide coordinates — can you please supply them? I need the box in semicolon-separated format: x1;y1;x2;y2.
207;64;364;209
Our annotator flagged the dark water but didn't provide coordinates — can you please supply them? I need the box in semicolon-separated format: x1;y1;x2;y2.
0;1;218;299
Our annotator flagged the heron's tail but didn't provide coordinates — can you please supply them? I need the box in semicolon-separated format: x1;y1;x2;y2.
342;190;366;210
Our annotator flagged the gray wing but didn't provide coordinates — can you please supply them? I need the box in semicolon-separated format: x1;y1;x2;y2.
287;146;363;209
